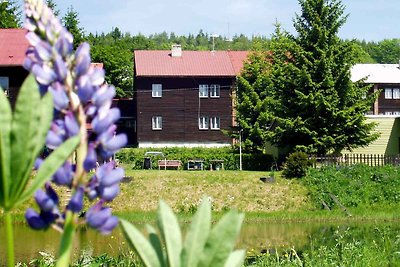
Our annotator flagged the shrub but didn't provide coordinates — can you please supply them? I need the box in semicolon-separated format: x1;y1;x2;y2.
282;151;312;178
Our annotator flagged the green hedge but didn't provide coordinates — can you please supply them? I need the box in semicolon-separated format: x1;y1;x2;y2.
116;147;276;171
303;164;400;209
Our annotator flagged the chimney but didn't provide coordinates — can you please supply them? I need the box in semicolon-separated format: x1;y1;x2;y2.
171;44;182;57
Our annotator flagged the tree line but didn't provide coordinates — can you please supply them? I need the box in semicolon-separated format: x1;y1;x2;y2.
2;0;400;99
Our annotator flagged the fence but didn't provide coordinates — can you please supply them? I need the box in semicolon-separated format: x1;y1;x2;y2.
311;154;400;167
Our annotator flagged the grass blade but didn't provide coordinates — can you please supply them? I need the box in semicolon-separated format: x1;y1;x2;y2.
181;198;211;267
146;224;166;267
158;200;182;267
120;219;161;267
223;250;246;267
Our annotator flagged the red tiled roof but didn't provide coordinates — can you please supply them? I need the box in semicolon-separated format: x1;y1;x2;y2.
134;50;248;77
228;51;249;75
0;29;29;66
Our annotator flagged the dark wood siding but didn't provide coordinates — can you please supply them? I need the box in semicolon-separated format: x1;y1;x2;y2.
0;66;29;108
135;77;234;145
377;84;400;114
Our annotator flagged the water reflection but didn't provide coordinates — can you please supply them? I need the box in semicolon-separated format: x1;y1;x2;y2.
0;220;398;265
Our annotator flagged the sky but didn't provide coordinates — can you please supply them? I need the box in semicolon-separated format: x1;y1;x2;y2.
17;0;400;41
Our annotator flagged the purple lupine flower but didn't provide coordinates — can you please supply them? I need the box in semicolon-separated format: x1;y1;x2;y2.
25;0;126;236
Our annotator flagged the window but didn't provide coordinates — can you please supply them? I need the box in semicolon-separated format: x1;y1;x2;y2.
210;117;220;130
394;111;400;115
393;88;400;99
385;88;393;99
0;77;9;95
199;85;208;98
152;84;162;97
152;116;162;130
198;116;209;129
210;84;220;98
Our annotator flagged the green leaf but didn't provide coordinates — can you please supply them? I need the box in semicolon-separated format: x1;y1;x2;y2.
120;219;161;267
223;250;246;267
15;136;79;207
198;210;244;267
157;200;182;267
9;75;41;198
181;198;211;267
0;89;12;207
12;90;54;202
146;224;166;267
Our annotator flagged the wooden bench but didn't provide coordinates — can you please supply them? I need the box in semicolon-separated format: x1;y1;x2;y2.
158;159;182;170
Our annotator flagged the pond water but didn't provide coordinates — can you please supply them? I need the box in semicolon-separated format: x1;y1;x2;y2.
0;220;398;265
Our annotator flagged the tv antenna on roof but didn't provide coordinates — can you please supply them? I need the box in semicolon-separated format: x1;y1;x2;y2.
210;33;219;52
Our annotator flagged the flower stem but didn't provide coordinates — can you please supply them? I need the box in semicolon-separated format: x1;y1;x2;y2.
56;211;76;267
5;212;14;267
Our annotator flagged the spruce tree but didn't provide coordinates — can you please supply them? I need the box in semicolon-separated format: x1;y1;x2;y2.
0;0;21;28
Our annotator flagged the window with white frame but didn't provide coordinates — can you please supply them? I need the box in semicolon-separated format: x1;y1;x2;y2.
385;111;393;115
198;116;209;129
210;117;220;130
0;77;9;95
385;88;393;99
393;88;400;99
152;116;162;130
199;85;209;98
393;111;400;115
152;84;162;97
210;84;220;98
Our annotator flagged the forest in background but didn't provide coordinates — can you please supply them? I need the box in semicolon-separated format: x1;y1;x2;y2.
2;0;400;97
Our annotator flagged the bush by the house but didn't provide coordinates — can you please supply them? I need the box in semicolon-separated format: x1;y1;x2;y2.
116;147;276;171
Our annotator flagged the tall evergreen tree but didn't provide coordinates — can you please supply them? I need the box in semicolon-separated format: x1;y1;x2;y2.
46;0;60;18
236;0;378;154
0;0;21;28
62;6;84;48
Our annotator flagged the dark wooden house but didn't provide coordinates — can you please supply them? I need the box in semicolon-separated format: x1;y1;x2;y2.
0;29;29;107
134;45;248;147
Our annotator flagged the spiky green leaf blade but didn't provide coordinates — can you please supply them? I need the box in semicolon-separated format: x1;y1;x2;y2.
146;224;167;267
9;75;41;199
15;136;79;207
158;200;182;267
12;90;53;202
120;219;162;267
198;210;244;267
223;250;246;267
181;198;211;267
0;89;12;207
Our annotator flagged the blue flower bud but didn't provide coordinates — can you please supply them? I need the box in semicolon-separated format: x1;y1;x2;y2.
89;68;105;86
102;134;127;153
53;161;73;186
55;32;73;57
98;216;118;235
49;83;69;110
31;64;56;85
34;41;52;62
84;144;97;172
46;130;64;149
86;206;112;228
64;112;80;137
25;208;47;230
34;158;43;170
98;184;119;202
100;167;124;187
35;188;57;212
92;85;115;107
76;75;95;103
54;55;68;81
92;108;120;134
74;42;91;76
67;187;84;213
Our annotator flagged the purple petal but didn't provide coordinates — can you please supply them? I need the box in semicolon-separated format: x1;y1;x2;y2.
32;64;56;85
45;183;59;206
46;130;64;149
54;55;68;81
64;112;80;137
89;67;105;86
74;42;91;76
34;158;43;170
92;108;120;134
86;207;112;229
53;161;73;186
98;184;119;202
49;83;69;110
100;167;124;187
25;208;46;230
98;216;119;235
67;187;84;213
34;189;56;212
77;75;95;103
103;134;127;152
84;144;98;172
93;85;115;107
25;32;40;46
55;33;73;57
34;41;52;62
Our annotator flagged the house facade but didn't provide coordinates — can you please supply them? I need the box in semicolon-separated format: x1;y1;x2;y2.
0;29;29;107
134;45;248;147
